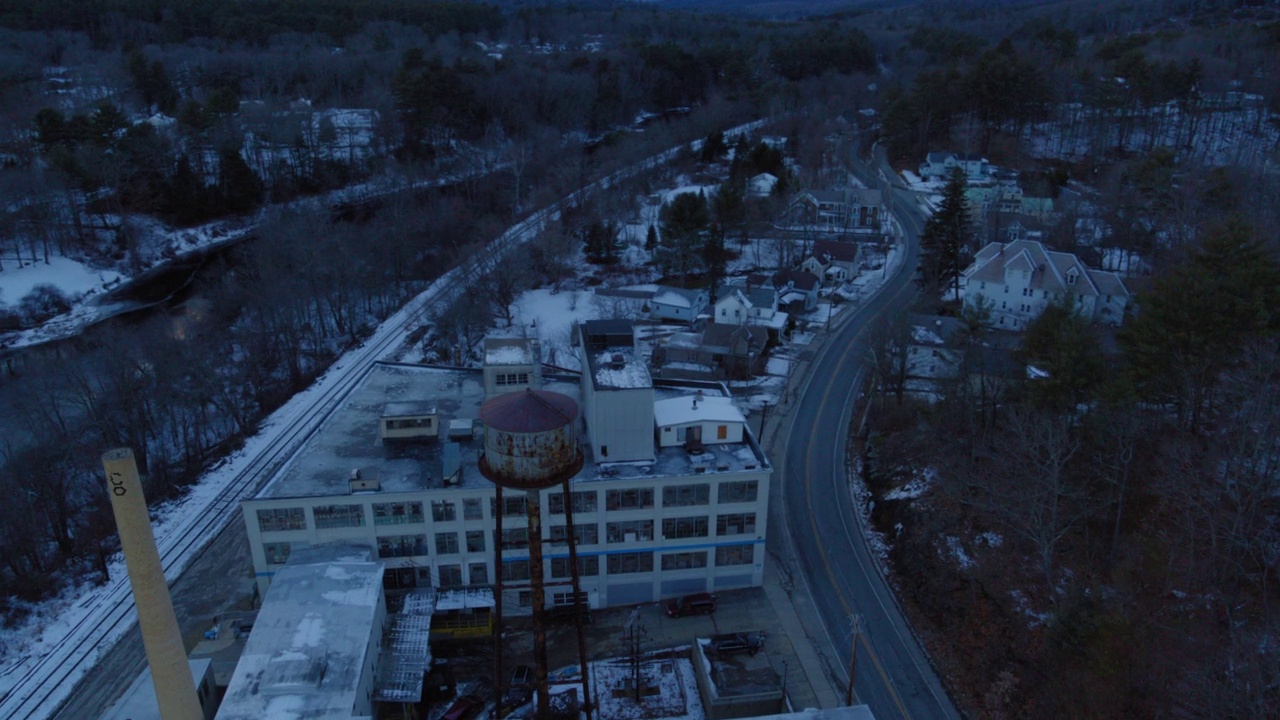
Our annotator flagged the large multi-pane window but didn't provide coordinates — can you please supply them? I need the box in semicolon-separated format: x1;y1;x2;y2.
438;565;463;588
548;490;598;514
551;556;600;578
606;552;653;574
718;481;758;504
502;560;531;582
606;520;653;543
435;532;460;555
431;500;457;522
549;524;599;546
716;545;754;566
495;372;530;386
262;542;292;565
466;530;486;553
663;484;710;507
606;488;654;511
662;516;709;539
492;496;527;516
468;562;489;585
716;513;756;536
373;502;424;526
661;551;707;570
501;527;529;549
313;504;364;529
377;534;428;558
257;507;305;532
463;498;484;520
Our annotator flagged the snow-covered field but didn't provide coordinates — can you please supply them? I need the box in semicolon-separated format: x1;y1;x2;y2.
0;256;122;311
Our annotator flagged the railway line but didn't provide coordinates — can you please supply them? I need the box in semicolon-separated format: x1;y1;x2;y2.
0;118;765;720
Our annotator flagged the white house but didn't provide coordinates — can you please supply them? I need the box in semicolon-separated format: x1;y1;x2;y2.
962;239;1130;329
771;269;821;312
715;283;786;332
919;151;994;183
800;239;863;284
649;286;709;323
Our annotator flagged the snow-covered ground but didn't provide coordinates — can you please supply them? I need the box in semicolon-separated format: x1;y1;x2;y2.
0;256;122;313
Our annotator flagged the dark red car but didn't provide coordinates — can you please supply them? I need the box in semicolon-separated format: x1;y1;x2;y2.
665;592;716;617
441;693;484;720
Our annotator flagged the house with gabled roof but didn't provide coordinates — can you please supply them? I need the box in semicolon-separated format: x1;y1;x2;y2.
771;269;821;312
801;239;862;284
919;151;994;183
715;281;787;336
648;286;709;323
786;186;884;232
651;324;768;381
961;239;1129;330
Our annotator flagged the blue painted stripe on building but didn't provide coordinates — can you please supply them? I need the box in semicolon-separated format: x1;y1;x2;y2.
513;538;763;563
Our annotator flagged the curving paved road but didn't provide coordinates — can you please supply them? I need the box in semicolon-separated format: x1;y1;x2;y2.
778;151;961;720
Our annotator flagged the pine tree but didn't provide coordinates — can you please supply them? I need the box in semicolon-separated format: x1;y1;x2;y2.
1120;220;1280;430
645;224;658;252
918;167;970;300
657;192;710;284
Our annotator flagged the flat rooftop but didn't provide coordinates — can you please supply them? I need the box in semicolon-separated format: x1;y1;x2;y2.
259;363;768;500
217;559;384;720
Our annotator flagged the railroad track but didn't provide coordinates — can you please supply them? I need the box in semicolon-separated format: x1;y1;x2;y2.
0;118;767;719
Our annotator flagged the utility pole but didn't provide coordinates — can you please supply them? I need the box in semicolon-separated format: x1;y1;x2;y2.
845;614;865;707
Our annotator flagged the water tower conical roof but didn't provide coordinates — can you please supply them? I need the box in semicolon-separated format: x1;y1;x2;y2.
479;389;577;433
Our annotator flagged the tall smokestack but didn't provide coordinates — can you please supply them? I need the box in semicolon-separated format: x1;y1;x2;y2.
102;447;202;720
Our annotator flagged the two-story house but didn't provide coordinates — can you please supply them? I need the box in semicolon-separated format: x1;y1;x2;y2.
648;286;709;324
801;239;863;284
919;151;994;183
961;239;1129;329
787;187;884;232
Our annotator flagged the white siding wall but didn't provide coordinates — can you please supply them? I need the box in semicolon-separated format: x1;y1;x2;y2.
242;469;769;608
585;387;655;463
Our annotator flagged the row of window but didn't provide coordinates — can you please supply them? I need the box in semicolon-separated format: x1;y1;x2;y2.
256;481;760;534
267;544;755;585
265;512;755;552
494;372;531;386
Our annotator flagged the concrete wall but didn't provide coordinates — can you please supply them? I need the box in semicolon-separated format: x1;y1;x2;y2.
242;470;769;607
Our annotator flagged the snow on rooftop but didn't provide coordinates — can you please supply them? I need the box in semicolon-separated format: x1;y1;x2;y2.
218;561;384;720
653;395;745;428
435;587;495;610
485;340;535;365
593;349;651;389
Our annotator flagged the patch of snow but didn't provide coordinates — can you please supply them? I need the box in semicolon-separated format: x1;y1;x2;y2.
942;535;975;570
0;257;122;310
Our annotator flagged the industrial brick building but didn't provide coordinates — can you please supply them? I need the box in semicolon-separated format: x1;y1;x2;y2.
240;321;770;614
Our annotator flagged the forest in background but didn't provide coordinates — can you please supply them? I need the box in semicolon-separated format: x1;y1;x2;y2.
0;0;1277;717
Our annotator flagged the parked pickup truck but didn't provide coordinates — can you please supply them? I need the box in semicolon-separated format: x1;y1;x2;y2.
706;632;765;657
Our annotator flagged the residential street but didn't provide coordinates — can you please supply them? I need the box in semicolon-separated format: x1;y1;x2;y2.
771;150;962;719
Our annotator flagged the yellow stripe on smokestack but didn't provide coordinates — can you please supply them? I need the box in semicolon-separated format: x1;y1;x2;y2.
102;447;203;720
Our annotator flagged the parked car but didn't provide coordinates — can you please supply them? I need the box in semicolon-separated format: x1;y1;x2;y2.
665;592;716;617
500;665;534;713
441;693;484;720
707;632;765;657
423;659;456;703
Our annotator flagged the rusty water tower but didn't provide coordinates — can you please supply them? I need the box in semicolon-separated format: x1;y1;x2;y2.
478;389;592;719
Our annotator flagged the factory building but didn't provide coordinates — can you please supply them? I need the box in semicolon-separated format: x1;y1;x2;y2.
240;321;770;613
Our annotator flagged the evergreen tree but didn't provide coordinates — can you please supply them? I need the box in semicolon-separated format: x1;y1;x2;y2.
657;191;710;284
218;148;264;214
645;224;657;252
918;167;970;300
700;130;727;163
1120;220;1280;430
581;218;622;264
1019;300;1105;412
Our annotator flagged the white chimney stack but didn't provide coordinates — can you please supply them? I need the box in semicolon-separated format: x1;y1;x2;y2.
102;448;203;720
